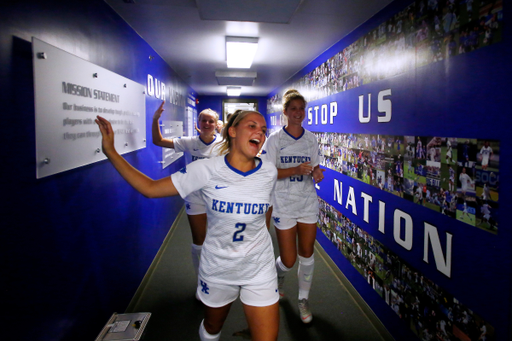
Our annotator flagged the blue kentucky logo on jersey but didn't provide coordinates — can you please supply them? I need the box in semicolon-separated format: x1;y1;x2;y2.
273;217;280;224
179;166;187;174
200;280;209;294
186;203;191;210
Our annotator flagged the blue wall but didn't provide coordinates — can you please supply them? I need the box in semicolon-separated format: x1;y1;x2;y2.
1;1;192;340
266;0;511;340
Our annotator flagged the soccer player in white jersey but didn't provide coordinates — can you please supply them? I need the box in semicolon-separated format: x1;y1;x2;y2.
459;167;473;196
262;89;324;324
446;139;454;163
97;110;279;341
152;103;222;284
479;141;493;170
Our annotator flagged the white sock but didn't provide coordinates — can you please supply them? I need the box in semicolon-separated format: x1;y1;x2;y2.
276;256;291;277
199;320;221;341
298;254;315;300
191;243;202;277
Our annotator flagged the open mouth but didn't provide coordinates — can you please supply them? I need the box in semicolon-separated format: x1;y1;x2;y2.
249;138;261;147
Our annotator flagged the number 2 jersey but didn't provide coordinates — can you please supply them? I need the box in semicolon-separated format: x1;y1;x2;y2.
261;127;323;218
171;155;277;285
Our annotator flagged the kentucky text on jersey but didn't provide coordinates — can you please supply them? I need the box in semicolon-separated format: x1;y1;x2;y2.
192;156;207;161
280;156;312;163
211;200;270;215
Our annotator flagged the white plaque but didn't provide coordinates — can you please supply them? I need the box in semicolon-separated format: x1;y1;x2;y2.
161;120;183;169
33;37;146;178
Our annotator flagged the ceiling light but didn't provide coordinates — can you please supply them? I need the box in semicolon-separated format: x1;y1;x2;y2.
227;87;241;96
226;36;258;68
215;71;257;86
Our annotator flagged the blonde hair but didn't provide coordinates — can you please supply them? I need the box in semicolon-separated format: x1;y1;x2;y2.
198;108;219;122
282;89;306;112
217;110;264;155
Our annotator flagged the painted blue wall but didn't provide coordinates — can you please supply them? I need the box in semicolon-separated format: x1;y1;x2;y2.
1;1;193;340
266;0;511;340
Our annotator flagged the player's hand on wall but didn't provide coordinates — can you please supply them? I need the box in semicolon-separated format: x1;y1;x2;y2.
95;116;116;156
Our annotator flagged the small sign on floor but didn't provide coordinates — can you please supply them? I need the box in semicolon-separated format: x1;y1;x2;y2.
95;312;151;341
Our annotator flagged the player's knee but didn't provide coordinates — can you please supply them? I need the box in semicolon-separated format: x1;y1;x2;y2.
281;255;296;269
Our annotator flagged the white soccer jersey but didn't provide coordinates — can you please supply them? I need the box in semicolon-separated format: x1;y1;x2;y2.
173;135;222;161
459;172;472;192
480;146;493;166
261;127;323;218
171;155;277;286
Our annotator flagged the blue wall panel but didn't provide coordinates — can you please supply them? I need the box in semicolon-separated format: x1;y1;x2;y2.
1;1;192;340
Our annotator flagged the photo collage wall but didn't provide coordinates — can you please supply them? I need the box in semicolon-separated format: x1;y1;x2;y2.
267;0;503;112
314;133;500;233
318;198;494;341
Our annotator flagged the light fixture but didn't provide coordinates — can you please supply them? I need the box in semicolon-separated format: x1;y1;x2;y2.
226;36;258;69
227;86;241;96
215;71;257;85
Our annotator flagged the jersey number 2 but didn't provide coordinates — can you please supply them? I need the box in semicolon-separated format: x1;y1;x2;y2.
233;223;246;242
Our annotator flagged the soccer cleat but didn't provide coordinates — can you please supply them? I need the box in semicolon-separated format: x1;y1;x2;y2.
298;298;312;323
277;276;285;299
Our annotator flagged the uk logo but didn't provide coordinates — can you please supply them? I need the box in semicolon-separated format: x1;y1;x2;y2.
186;203;191;210
200;280;210;294
273;217;280;224
179;166;187;174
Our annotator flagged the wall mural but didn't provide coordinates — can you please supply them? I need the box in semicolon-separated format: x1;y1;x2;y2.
265;0;506;339
314;133;499;233
267;0;503;112
318;198;494;341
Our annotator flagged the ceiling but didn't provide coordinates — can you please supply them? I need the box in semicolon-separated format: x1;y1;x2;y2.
104;0;394;97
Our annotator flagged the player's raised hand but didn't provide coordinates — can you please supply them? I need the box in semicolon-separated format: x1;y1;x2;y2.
95;116;116;156
152;100;165;120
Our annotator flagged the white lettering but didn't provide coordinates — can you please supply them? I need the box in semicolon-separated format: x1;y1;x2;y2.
359;94;371;123
147;74;154;97
361;192;372;223
394;209;413;250
334;179;342;205
378;89;392;122
424;223;452;277
345;186;357;215
321;104;328;124
378;201;386;233
330;101;337;124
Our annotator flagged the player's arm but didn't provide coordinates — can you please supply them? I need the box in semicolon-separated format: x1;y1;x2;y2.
96;115;179;198
152;101;175;148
